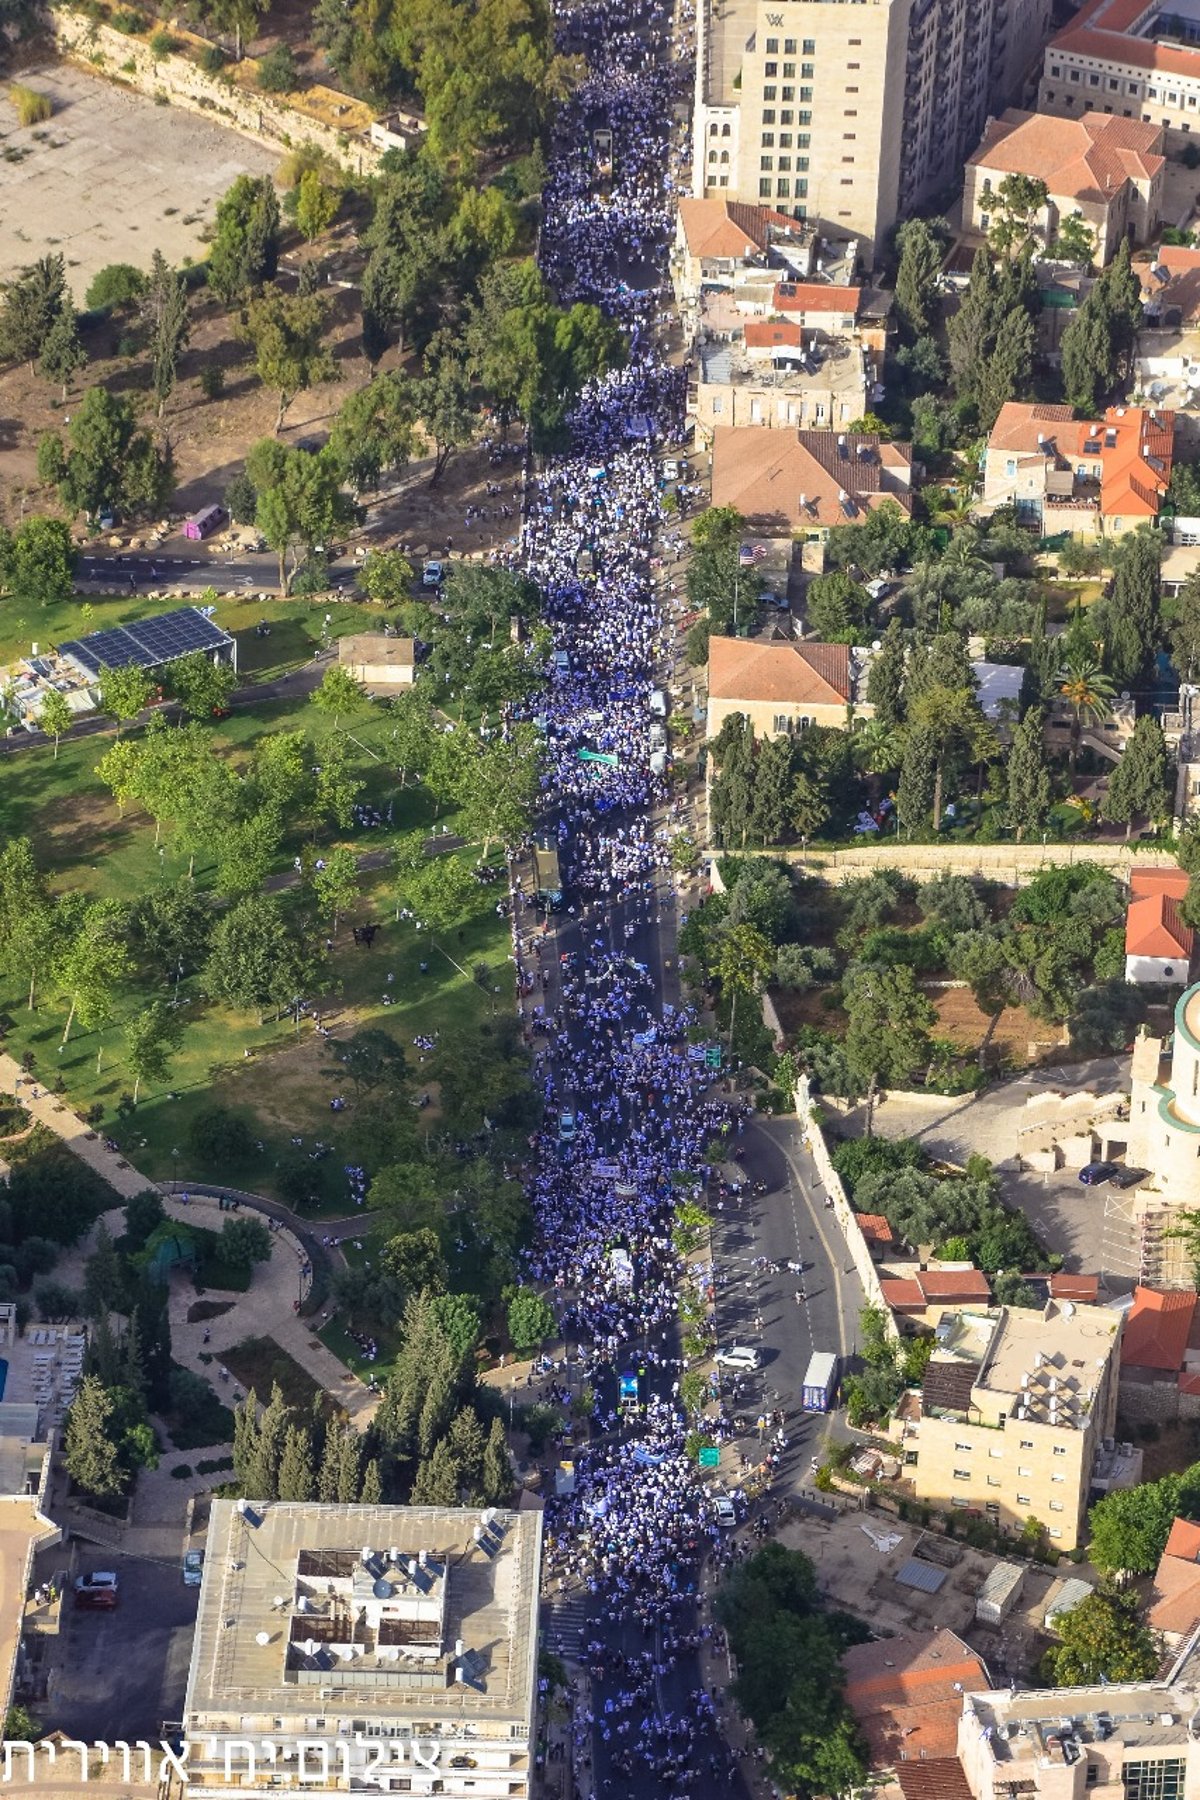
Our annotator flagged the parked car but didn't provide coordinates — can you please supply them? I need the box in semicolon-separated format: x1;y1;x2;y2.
1078;1161;1119;1186
558;1109;577;1144
181;1550;204;1587
714;1345;760;1371
74;1571;118;1610
1109;1165;1148;1188
422;559;444;588
714;1496;737;1528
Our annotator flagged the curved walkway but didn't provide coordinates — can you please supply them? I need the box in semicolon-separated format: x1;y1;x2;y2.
0;1054;377;1424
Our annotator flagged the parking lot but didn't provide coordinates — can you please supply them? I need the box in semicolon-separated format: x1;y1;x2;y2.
41;1549;199;1742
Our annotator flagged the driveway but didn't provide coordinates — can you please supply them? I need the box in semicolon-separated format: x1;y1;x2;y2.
42;1549;198;1743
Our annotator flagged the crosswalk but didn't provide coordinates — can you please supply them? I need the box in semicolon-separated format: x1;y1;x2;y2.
541;1595;592;1656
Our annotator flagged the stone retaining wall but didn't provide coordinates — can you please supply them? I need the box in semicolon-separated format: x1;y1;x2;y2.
51;8;383;175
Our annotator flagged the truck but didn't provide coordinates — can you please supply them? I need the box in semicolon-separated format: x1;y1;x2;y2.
533;837;564;911
801;1350;838;1413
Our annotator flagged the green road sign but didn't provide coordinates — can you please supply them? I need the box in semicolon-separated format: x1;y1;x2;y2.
577;748;620;767
698;1446;720;1469
704;1045;722;1070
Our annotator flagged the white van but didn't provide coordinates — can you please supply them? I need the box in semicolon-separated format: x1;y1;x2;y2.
650;748;667;776
649;688;667;718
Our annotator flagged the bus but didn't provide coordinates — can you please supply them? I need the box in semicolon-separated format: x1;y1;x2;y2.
533;837;564;911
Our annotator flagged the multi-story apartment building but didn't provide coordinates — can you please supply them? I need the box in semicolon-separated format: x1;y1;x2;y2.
692;0;1054;258
180;1500;542;1798
905;1302;1122;1553
1038;0;1200;152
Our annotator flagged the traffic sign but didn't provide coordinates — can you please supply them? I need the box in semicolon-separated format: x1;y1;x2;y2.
577;748;619;767
698;1446;720;1469
704;1045;722;1070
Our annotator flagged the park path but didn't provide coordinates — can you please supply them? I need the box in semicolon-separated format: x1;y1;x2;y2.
0;1054;377;1426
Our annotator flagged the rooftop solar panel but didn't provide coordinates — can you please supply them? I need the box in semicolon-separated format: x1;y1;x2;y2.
895;1558;948;1594
57;608;232;676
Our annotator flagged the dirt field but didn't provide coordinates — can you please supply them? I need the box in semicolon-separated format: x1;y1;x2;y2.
929;985;1056;1068
0;61;279;298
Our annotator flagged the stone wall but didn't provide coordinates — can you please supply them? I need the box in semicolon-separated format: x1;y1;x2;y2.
800;1099;899;1343
51;8;384;176
715;842;1179;887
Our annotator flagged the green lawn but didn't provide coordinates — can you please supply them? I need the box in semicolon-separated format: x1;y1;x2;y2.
0;692;512;1204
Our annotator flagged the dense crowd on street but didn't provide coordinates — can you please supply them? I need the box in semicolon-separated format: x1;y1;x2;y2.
513;0;746;1791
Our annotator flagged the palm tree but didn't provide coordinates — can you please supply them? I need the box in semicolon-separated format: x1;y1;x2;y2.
851;717;903;777
1057;646;1116;774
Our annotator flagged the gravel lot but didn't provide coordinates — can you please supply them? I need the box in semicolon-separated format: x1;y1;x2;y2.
0;62;278;297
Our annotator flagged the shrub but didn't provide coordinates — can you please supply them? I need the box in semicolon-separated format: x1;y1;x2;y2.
116;333;139;359
197;1455;234;1474
170;1463;193;1479
10;84;52;126
199;43;227;73
198;365;225;400
225;470;256;522
149;29;176;56
111;7;146;30
85;263;147;312
256;44;297;92
188;1104;254;1166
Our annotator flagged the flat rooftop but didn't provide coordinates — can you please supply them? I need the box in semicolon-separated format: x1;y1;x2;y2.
982;1301;1120;1428
703;0;759;106
698;341;866;393
186;1502;541;1725
966;1683;1200;1761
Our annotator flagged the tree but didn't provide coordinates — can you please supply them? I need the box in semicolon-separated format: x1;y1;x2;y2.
716;922;774;1056
311;663;366;731
38;299;86;401
1061;295;1115;414
1089;1474;1181;1575
805;570;871;642
417;337;477;485
507;1288;555;1354
169;650;237;720
220;1215;273;1272
906;683;996;830
411;1436;461;1505
124;1000;185;1105
0;837;55;1009
481;1415;513;1505
142;249;190;419
1105;714;1171;835
98;662;154;735
361;547;415;604
986;173;1048;257
203;894;308;1019
204;0;268;58
1042;1589;1159;1686
0;253;66;372
843;964;936;1135
276;1423;315;1500
1070;978;1148;1055
1006;707;1052;840
1057;645;1116;772
40;385;174;522
241;286;335;434
208;174;280;302
38;686;73;760
293;166;340;241
328;1027;408;1097
894;218;947;338
328;373;417;493
789;772;830;843
313;845;359;936
64;1374;127;1500
866;619;907;728
1099;529;1162;686
3;515;77;606
54;898;131;1046
1169;567;1200;681
1054;211;1095;266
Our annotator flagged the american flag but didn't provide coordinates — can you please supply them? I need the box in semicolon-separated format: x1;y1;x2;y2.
739;542;769;564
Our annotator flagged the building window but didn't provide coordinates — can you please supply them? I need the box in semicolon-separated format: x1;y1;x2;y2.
780;109;793;123
764;60;778;76
1089;71;1099;85
719;150;729;162
1069;68;1080;81
758;179;772;197
1124;1760;1186;1800
839;177;852;185
989;1447;1003;1459
797;110;811;124
953;1469;971;1482
985;1503;1000;1515
712;395;725;412
762;109;776;123
1128;80;1140;93
1049;1528;1062;1540
1108;77;1118;90
784;86;797;100
778;156;791;171
842;155;854;162
708;149;718;163
765;36;778;51
762;132;775;146
1052;1473;1065;1484
796;179;807;197
1019;1439;1033;1450
1018;1466;1032;1478
1049;1500;1064;1513
709;121;719;135
760;155;774;169
1053;1445;1067;1456
987;1476;1001;1488
772;714;793;734
764;85;777;101
722;121;731;135
843;132;855;140
776;178;790;196
803;37;815;53
797;132;810;146
951;1496;970;1509
784;37;796;53
847;60;860;68
797;156;808;170
783;61;796;77
1017;1493;1031;1505
1050;63;1061;76
800;61;813;77
719;175;728;186
778;132;791;146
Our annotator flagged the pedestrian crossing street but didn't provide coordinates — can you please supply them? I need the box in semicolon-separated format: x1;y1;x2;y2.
541;1595;592;1656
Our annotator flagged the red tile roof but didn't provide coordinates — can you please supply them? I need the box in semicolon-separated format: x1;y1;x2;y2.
707;637;852;707
1149;1518;1200;1638
843;1631;990;1766
1121;1286;1199;1372
744;320;804;349
1049;1274;1101;1303
1051;0;1200;82
969;109;1164;205
898;1761;975;1800
987;403;1174;521
773;281;862;315
880;1278;927;1311
711;426;913;528
1131;868;1191;901
1141;247;1200;325
880;1270;992;1309
857;1213;894;1245
1126;892;1194;961
677;199;800;260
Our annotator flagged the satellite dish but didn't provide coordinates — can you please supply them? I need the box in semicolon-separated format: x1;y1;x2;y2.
871;640;882;652
1121;691;1131;701
255;1631;271;1647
